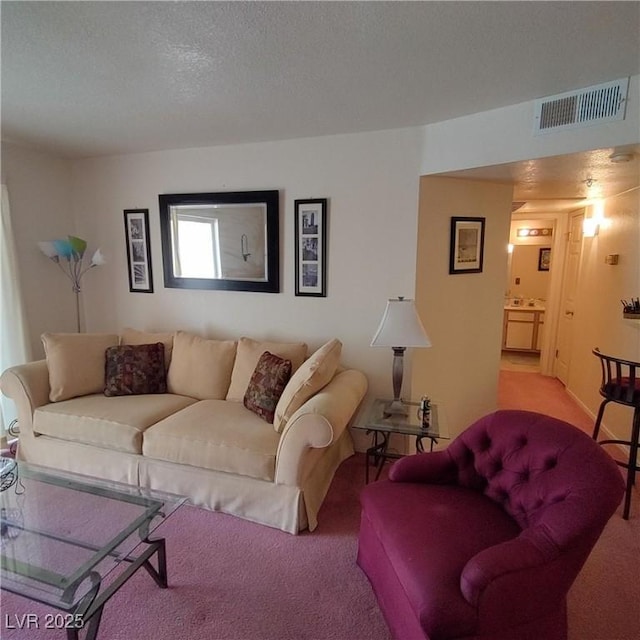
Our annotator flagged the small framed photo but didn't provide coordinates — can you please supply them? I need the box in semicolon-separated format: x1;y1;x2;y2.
124;209;153;293
449;217;486;274
538;247;551;271
295;199;327;296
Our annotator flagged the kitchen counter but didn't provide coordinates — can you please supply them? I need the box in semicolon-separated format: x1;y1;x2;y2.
504;303;546;311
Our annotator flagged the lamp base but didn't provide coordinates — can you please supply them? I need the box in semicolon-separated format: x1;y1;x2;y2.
383;399;409;417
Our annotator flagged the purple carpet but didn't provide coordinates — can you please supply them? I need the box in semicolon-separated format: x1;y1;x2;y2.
1;455;391;640
1;452;638;640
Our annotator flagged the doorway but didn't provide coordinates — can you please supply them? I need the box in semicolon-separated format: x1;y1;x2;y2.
501;216;555;374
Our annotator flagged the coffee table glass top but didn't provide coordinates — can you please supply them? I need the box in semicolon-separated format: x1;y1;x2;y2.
0;458;184;610
354;398;450;440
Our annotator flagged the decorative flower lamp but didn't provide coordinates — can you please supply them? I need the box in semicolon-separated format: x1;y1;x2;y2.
38;236;105;332
371;297;432;416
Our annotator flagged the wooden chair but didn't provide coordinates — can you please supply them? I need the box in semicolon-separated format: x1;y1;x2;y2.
592;348;640;519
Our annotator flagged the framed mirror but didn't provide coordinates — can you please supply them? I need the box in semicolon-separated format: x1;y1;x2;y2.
158;190;280;293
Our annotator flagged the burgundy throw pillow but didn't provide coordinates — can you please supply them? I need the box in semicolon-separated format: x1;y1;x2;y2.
104;343;167;397
244;351;292;423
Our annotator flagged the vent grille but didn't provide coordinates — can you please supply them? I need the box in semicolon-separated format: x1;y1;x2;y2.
534;78;629;134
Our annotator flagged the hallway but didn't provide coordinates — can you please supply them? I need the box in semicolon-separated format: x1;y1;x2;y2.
498;369;594;435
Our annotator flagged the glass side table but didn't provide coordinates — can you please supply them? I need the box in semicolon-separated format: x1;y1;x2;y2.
353;398;449;483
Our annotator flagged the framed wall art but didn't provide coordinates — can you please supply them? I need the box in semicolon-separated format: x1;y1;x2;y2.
538;247;551;271
449;216;485;274
124;209;153;293
295;198;327;297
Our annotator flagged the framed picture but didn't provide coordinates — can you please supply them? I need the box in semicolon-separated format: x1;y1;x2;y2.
538;247;551;271
124;209;153;293
295;198;327;296
449;217;486;274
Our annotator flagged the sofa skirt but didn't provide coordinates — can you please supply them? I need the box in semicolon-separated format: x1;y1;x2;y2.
15;428;355;534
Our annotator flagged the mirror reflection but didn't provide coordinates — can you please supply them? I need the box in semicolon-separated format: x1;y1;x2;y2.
170;203;268;281
506;244;551;307
159;191;280;293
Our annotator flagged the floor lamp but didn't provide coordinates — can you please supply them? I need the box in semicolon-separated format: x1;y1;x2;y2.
38;237;105;333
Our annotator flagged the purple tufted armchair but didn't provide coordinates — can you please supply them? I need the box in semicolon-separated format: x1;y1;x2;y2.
357;410;625;640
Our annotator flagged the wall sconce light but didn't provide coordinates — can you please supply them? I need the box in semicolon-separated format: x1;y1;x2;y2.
241;234;251;262
583;199;607;237
583;218;600;238
507;243;514;254
516;227;553;238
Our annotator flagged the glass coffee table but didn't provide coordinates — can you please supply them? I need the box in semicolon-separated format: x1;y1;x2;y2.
354;398;450;483
0;457;184;639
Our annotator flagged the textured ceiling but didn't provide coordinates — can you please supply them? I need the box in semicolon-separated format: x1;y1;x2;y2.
2;1;639;159
443;144;640;208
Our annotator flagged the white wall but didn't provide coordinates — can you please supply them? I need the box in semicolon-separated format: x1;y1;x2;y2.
70;129;423;408
420;75;640;174
1;143;75;357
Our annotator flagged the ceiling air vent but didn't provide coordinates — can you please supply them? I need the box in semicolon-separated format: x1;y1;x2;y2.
534;77;629;134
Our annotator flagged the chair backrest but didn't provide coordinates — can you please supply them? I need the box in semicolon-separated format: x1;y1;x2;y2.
592;347;640;408
447;410;624;549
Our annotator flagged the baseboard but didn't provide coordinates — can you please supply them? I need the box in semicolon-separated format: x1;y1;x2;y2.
565;388;628;457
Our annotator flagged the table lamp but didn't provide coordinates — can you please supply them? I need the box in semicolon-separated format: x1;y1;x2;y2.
371;297;431;416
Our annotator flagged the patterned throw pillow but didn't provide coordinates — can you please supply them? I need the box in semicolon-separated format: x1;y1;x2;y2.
104;343;167;397
244;351;292;423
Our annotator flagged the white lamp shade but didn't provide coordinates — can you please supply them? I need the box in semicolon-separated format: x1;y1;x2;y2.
370;298;432;348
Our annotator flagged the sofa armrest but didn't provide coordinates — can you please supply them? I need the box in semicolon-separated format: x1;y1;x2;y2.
388;449;457;484
0;360;51;437
274;368;367;486
460;526;567;628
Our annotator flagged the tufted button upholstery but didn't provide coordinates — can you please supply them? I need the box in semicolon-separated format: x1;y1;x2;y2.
360;410;625;640
358;411;624;640
432;409;624;535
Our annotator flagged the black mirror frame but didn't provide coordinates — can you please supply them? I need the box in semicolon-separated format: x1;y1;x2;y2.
158;190;280;293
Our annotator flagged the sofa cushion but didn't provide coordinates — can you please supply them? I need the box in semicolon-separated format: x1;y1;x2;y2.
226;337;307;401
244;352;292;423
273;338;341;433
143;400;281;481
360;480;521;639
33;393;197;454
42;332;120;402
167;331;237;400
120;327;175;369
104;343;167;396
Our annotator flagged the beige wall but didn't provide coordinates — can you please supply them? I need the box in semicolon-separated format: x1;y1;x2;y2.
65;128;423;459
566;189;640;440
509;245;551;300
1;143;75;356
411;176;513;438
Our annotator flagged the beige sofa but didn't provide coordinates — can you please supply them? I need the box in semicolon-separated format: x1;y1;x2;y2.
0;329;368;534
